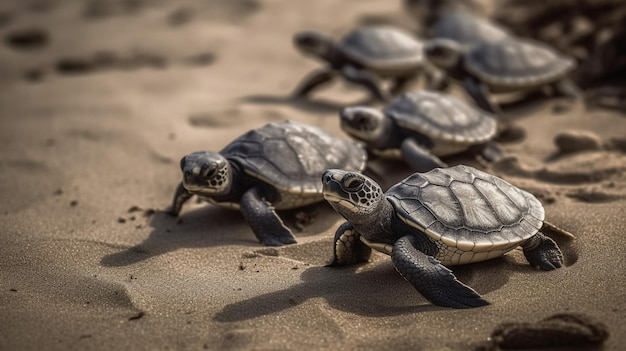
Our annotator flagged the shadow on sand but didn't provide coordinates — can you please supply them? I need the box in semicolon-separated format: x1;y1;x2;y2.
214;256;525;321
100;202;339;267
240;94;375;114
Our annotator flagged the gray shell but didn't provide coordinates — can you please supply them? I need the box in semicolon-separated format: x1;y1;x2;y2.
339;25;424;71
221;121;367;195
432;11;510;46
384;90;497;145
386;165;545;265
464;39;576;87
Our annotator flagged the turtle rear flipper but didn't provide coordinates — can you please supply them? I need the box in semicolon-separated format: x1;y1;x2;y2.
522;232;563;271
240;187;297;246
468;141;503;162
551;78;580;99
392;235;489;309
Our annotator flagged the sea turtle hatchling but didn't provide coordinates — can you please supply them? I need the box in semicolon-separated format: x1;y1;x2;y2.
292;25;437;101
322;165;573;308
168;121;367;246
340;90;500;172
404;0;510;47
424;37;579;113
429;11;511;48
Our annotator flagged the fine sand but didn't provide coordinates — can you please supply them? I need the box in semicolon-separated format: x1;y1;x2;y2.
1;0;625;350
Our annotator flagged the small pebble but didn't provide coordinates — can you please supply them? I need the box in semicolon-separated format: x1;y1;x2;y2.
127;205;142;213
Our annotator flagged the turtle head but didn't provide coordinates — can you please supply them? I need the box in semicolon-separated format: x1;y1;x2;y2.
322;169;384;224
340;106;391;146
293;30;334;61
424;38;464;70
179;151;232;197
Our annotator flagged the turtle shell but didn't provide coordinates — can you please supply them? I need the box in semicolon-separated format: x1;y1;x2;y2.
386;165;545;265
221;121;367;195
339;25;424;72
384;90;497;145
431;11;510;46
464;39;576;88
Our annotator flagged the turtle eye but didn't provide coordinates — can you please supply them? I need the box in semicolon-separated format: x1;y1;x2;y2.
355;114;367;126
202;163;218;179
354;113;376;131
343;175;364;191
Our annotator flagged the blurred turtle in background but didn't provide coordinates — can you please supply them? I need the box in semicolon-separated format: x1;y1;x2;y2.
403;0;511;48
494;0;626;110
292;25;439;101
424;37;579;113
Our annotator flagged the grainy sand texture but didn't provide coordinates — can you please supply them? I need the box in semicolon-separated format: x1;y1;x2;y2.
0;0;624;350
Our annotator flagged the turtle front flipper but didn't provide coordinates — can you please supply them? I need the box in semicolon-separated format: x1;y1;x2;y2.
327;221;372;266
400;138;448;172
392;235;489;309
166;182;193;216
240;187;297;246
341;65;390;102
292;68;336;98
522;232;563;271
463;76;499;113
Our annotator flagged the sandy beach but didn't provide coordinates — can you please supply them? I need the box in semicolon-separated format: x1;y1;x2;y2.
1;0;625;350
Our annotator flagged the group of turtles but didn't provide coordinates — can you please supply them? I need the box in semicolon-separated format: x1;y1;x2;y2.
166;4;576;309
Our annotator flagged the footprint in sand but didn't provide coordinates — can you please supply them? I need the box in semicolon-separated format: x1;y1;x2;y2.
493;130;626;183
490;130;626;204
29;49;214;81
4;27;49;51
54;50;169;76
487;313;609;349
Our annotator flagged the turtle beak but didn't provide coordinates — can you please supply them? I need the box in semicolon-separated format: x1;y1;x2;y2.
322;170;348;202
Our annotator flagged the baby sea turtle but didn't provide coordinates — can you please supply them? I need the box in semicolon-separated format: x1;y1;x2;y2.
168;121;367;246
430;11;511;47
425;37;579;113
403;0;507;47
340;90;500;172
293;25;435;101
322;165;572;308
